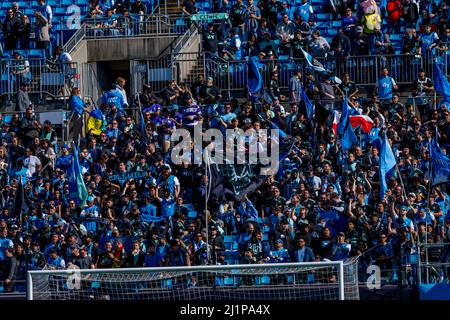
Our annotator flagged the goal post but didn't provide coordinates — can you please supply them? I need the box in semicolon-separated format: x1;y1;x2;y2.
27;257;359;300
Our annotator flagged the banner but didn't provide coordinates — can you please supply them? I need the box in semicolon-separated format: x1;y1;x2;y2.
109;171;147;182
190;13;229;21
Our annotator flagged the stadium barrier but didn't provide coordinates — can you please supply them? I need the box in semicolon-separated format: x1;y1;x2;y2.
27;258;360;300
83;14;192;39
417;242;450;285
130;50;450;98
0;58;79;101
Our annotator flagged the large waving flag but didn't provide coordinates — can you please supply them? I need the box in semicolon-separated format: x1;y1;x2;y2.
379;133;397;199
337;95;358;151
68;143;88;206
86;108;106;136
248;56;263;102
332;113;374;134
300;48;328;73
139;107;149;145
300;88;313;120
433;63;450;103
430;137;450;187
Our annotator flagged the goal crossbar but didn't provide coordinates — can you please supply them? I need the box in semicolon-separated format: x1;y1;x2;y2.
27;259;358;300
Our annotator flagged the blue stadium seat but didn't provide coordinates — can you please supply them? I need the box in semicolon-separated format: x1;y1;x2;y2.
224;235;238;243
15;50;28;58
29;49;45;58
1;51;12;59
161;279;173;288
327;29;338;37
390;34;403;42
332;20;341;28
316;13;331;21
54;7;67;16
255;275;270;285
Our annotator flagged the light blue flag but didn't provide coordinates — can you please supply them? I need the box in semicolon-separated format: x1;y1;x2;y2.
433;63;450;103
430;138;450;187
379;133;397;199
300;88;313;120
337;95;358;151
248;56;263;101
300;47;328;73
68;143;88;206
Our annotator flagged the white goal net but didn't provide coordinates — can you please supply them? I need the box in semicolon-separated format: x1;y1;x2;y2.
27;257;359;300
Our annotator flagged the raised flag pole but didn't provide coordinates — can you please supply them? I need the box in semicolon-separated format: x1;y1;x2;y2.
395;164;408;201
204;147;211;264
19;176;23;229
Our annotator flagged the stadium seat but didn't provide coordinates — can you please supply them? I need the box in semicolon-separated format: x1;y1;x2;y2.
224;235;238;243
1;51;12;59
54;7;67;16
29;49;45;58
316;13;331;21
255;275;270;285
223;277;235;286
161;279;173;289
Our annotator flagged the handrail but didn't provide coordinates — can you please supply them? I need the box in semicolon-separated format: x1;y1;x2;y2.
62;22;87;55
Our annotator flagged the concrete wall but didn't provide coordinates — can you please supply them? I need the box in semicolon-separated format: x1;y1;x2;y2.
70;39;88;65
86;36;178;62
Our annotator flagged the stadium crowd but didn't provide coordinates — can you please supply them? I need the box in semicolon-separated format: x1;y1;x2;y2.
0;0;449;293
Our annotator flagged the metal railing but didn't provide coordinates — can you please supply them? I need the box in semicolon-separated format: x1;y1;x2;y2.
417;242;450;285
131;51;450;99
0;58;80;101
82;14;191;39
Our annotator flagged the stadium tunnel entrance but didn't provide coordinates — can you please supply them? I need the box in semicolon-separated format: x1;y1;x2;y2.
95;61;131;100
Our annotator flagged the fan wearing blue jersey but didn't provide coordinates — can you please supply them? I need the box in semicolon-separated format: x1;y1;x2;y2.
376;67;398;105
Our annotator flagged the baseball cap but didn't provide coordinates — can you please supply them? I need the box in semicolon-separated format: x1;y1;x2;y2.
161;164;171;171
150;104;161;113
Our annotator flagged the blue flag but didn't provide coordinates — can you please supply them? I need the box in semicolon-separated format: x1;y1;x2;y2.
337;95;358;151
248;56;263;101
430;137;450;187
139;107;149;145
433;63;450;103
68;143;88;206
300;88;313;120
379;133;397;199
300;47;329;73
